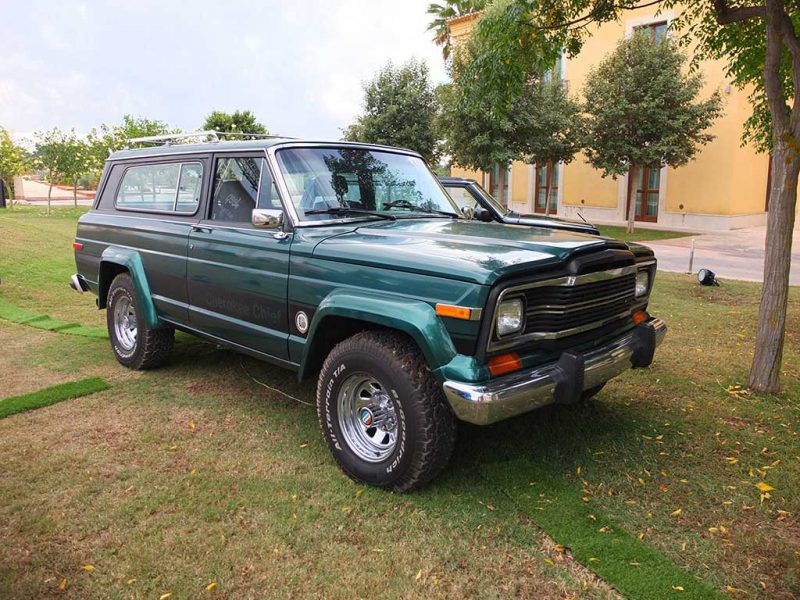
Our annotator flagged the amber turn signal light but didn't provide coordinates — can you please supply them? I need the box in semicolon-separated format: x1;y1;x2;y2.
632;309;649;325
435;303;473;320
488;352;522;377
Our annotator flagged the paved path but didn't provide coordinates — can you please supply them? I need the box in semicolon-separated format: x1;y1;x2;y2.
643;225;800;286
15;179;95;205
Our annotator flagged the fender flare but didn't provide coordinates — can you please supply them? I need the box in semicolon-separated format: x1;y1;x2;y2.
298;289;457;380
98;247;160;329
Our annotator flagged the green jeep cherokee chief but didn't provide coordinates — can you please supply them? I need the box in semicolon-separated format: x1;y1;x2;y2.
71;134;666;491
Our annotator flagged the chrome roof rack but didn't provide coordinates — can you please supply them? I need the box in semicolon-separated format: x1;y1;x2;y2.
125;131;292;148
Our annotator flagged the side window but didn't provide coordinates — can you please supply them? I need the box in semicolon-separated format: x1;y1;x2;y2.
116;162;202;214
445;186;479;211
257;163;281;210
211;157;264;223
176;163;203;213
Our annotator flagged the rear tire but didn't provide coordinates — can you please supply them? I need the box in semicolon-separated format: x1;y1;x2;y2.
106;273;173;370
316;330;456;492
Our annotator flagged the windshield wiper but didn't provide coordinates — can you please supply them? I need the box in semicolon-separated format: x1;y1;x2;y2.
383;200;458;218
303;206;396;221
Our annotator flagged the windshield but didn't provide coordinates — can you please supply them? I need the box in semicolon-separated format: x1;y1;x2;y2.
275;147;460;222
470;181;510;216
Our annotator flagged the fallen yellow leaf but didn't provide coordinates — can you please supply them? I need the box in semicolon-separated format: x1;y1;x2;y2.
544;558;554;565
756;482;775;492
127;578;136;585
189;420;196;430
160;593;172;600
206;581;217;591
670;508;683;516
415;569;423;581
59;578;67;590
672;585;685;591
355;489;364;498
80;565;95;572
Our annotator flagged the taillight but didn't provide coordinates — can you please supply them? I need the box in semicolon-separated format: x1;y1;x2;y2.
72;242;83;250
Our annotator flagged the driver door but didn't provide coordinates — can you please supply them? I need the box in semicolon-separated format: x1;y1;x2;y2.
186;153;292;360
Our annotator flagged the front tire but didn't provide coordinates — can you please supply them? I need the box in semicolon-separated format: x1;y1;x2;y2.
316;331;456;492
106;273;174;370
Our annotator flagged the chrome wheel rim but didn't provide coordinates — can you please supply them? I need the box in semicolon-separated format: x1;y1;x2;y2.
113;295;138;352
337;373;399;463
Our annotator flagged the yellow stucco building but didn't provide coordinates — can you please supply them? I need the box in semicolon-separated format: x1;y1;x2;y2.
448;7;771;232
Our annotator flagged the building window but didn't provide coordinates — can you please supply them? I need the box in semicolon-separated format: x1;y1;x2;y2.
627;165;660;222
636;20;668;42
489;163;509;206
534;161;559;214
542;55;563;83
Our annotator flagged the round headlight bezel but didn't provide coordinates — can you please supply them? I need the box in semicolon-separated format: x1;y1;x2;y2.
495;297;525;337
635;269;650;298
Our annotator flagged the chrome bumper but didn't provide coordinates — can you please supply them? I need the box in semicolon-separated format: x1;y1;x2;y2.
443;318;667;425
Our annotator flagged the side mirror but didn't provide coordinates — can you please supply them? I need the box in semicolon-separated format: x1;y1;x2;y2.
460;206;475;220
475;207;493;223
252;208;284;229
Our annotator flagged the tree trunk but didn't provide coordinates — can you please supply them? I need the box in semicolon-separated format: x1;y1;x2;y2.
748;141;798;392
73;178;78;207
626;167;637;234
544;188;551;216
47;171;53;216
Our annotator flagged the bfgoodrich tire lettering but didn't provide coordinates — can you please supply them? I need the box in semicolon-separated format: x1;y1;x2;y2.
316;330;457;492
106;273;174;370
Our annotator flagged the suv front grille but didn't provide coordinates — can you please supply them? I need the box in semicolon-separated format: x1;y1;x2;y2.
489;266;640;353
521;272;636;336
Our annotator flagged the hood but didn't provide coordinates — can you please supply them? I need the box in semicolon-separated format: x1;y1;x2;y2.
312;218;621;285
507;211;600;235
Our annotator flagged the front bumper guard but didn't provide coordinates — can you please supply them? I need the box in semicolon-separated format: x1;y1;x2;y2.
443;318;667;425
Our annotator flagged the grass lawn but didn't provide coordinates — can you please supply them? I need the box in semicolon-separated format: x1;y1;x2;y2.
598;225;695;242
0;206;798;599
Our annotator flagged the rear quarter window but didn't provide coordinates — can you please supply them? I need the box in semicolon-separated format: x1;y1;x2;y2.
116;162;203;214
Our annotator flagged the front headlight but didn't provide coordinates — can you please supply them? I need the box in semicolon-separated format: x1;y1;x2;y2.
635;270;650;298
496;298;524;336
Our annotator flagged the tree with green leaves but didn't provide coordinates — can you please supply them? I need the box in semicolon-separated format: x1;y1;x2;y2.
437;78;518;172
583;31;722;232
440;33;584;213
426;0;487;60
343;59;441;163
0;127;29;207
33;128;73;215
202;110;268;138
61;135;94;206
520;78;586;214
460;0;799;393
87;115;176;165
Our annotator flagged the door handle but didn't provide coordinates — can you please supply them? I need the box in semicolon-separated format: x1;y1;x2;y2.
191;225;212;233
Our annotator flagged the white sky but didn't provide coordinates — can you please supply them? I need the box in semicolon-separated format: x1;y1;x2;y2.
0;0;448;141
